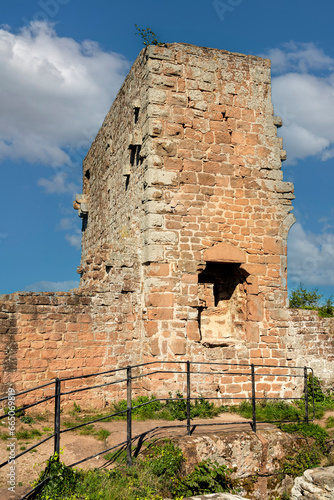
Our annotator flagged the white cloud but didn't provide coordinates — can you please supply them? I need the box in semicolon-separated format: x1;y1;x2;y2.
288;222;334;286
38;171;79;195
264;41;334;74
65;231;81;249
25;280;79;292
57;216;81;249
0;21;130;166
261;42;334;164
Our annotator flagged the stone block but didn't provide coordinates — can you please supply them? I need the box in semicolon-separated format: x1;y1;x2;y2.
203;242;247;263
144;230;178;245
170;338;186;355
141;214;163;230
147;88;167;104
144;168;177;186
247;295;263;321
142;244;164;263
263;237;283;255
246;323;260;342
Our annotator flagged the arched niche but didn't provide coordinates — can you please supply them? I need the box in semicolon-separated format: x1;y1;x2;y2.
198;243;248;348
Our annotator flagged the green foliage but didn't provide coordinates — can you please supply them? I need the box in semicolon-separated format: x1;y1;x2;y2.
135;25;164;46
173;460;234;497
318;297;334;317
144;440;184;477
232;399;304;422
302;375;334;417
166;391;187;420
289;283;334;317
289;283;322;309
21;414;35;424
279;446;320;479
326;416;334;428
96;428;111;441
69;402;81;416
4;406;25;417
164;392;223;421
278;422;329;448
110;393;224;422
36;441;236;500
308;374;326;402
35;453;80;499
16;428;42;440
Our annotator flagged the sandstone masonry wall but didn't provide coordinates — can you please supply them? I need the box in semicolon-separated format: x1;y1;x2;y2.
288;309;334;389
1;43;333;407
75;43;296;398
0;292;132;407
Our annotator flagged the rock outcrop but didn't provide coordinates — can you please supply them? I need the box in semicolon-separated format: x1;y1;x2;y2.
291;467;334;499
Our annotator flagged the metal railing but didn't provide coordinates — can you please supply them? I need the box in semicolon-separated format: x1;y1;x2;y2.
0;361;314;499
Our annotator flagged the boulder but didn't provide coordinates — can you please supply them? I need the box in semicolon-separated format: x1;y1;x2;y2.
291;467;334;499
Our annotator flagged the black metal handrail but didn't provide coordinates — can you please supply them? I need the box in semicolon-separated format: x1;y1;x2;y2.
0;360;314;500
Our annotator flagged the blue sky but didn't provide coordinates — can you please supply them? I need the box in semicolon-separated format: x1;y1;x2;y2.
1;0;334;301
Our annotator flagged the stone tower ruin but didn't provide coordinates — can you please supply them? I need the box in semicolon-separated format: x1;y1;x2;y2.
4;43;334;402
75;43;295;370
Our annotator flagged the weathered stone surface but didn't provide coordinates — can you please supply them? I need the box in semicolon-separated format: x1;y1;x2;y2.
291;467;334;499
167;494;248;500
203;243;247;264
2;42;334;404
172;428;302;499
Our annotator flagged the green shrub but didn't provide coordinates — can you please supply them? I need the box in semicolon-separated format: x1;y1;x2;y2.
35;441;236;500
134;25;164;46
173;460;234;497
279;422;329;449
35;454;80;499
289;283;333;317
144;440;184;477
166;391;187;420
21;415;35;424
280;446;320;478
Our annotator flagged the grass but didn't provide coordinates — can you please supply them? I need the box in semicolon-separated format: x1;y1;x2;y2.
16;428;42;440
278;422;329;448
35;440;236;500
17;378;334;500
231;399;304;422
62;421;111;441
326;416;334;428
62;393;228;427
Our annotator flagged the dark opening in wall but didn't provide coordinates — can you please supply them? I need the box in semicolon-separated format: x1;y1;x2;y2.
197;262;247;347
85;169;90;180
130;145;136;166
130;145;142;167
134;107;140;124
81;214;88;232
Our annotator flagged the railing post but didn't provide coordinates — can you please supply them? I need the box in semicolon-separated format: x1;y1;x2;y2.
186;361;191;436
251;364;256;433
304;366;309;424
127;366;132;467
54;378;61;459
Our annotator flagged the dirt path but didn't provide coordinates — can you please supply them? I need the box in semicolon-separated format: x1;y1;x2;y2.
1;412;257;499
2;410;333;500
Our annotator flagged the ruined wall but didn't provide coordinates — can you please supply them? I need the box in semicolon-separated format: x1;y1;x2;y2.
4;43;332;406
288;309;334;389
72;43;297;398
0;292;134;406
